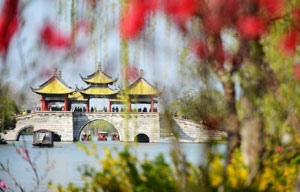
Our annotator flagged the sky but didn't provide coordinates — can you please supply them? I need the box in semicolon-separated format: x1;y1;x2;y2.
1;0;222;109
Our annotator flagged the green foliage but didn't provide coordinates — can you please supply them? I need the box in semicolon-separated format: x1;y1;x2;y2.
51;145;299;192
0;86;19;133
171;89;225;129
83;120;118;135
50;147;179;192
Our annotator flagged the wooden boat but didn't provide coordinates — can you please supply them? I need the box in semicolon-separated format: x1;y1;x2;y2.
111;132;120;141
32;129;54;147
97;132;108;141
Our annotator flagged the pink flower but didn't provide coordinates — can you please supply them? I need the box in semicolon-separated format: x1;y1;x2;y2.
46;165;54;171
164;0;198;26
293;64;300;81
0;180;9;189
206;0;239;26
237;16;267;40
24;154;29;161
203;14;222;35
191;40;208;59
15;149;21;155
214;43;225;64
292;6;300;23
124;65;139;82
259;0;285;17
40;23;71;49
0;0;20;56
86;0;97;5
276;146;283;152
279;29;299;56
75;20;93;34
120;0;158;40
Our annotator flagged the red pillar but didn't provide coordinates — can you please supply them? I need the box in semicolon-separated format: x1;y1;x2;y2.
64;95;68;111
108;99;111;112
46;101;49;111
128;96;131;112
41;96;46;111
86;98;90;112
151;98;154;112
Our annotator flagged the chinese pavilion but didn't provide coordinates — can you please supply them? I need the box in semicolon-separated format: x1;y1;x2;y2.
32;66;161;113
68;86;88;109
31;69;74;111
127;69;161;112
111;69;161;112
79;63;119;112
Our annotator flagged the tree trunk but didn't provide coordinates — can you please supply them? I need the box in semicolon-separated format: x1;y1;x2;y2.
221;76;241;159
240;97;264;183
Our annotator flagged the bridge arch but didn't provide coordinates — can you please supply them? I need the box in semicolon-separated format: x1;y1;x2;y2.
134;133;150;143
76;118;120;141
16;125;34;141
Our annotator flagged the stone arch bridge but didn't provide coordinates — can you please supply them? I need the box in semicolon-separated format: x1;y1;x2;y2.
4;112;224;142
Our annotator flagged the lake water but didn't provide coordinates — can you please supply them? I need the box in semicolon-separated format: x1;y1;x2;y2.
0;135;225;191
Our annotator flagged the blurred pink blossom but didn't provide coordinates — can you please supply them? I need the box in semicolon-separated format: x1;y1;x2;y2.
0;180;9;189
164;0;198;26
46;165;54;171
40;23;71;49
293;64;300;81
0;0;20;56
15;149;21;155
276;146;283;152
237;16;267;40
191;40;208;59
75;20;93;34
279;29;299;56
259;0;285;17
120;0;158;40
24;154;29;161
125;65;139;82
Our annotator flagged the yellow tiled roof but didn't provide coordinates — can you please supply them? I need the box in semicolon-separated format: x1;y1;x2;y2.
68;92;87;101
81;70;117;84
80;87;118;96
33;78;73;94
128;78;161;96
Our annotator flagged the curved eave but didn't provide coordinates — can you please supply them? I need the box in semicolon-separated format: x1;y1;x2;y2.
31;87;74;95
79;88;119;97
80;73;118;85
129;91;162;97
84;78;117;85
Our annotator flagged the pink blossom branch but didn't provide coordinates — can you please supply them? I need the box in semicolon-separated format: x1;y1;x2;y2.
0;162;25;192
